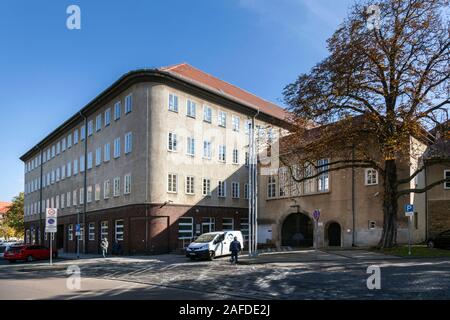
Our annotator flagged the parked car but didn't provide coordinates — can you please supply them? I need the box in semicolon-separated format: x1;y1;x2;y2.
186;231;244;260
427;230;450;250
3;245;57;263
0;245;9;258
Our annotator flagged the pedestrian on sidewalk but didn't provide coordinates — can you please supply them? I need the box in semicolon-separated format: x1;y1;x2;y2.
101;238;109;258
229;236;242;264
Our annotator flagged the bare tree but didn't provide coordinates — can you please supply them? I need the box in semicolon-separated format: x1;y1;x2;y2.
282;0;449;248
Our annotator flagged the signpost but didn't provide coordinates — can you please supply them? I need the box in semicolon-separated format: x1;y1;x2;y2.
45;208;58;266
405;204;414;256
312;209;320;250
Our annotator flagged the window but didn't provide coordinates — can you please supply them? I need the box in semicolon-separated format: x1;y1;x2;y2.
268;176;276;198
61;194;65;209
218;181;226;198
445;170;450;189
104;180;111;199
218;111;226;127
105;108;111;126
124;174;131;195
43;152;47;164
168;174;178;193
186;137;195;156
365;168;378;186
96;114;102;132
51;145;55;158
240;218;249;241
68;224;73;241
96;147;102;166
186;176;195;194
168;132;177;151
87;186;92;203
88;223;95;241
202;217;215;233
79;187;84;205
61;165;66;180
244;183;249;199
169;93;179;112
125;94;133;114
203;105;212;123
304;164;315;193
66;192;71;208
114;101;121;120
232;149;239;164
232;182;240;199
186;99;196;118
55;195;60;209
115;220;124;241
104;143;111;162
219;145;226;162
80;155;85;172
56;142;61;155
95;184;101;201
87;120;94;136
232;116;240;131
203;141;211;159
80;125;85;141
222;218;234;231
73;190;77;206
317;159;329;191
178;217;193;240
47;148;51;159
114;137;121;158
125;132;133;154
87;152;93;169
368;221;376;229
113;177;120;197
100;221;108;240
74;129;79;144
202;178;211;196
67;162;72;177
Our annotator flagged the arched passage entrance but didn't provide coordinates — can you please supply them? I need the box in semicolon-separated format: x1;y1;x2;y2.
327;222;341;247
281;213;313;247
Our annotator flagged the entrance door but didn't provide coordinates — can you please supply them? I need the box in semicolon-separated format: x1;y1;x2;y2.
327;222;341;246
56;225;64;250
281;213;313;247
130;217;146;255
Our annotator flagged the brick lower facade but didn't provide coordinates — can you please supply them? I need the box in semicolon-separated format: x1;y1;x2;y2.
24;204;248;255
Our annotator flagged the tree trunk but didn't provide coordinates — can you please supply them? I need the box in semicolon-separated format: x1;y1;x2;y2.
379;159;398;248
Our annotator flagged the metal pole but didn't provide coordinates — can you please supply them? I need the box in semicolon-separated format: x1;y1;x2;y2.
408;216;412;256
77;208;80;259
49;233;52;266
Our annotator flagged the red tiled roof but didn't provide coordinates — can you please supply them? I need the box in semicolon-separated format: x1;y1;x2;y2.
0;202;11;214
159;63;288;121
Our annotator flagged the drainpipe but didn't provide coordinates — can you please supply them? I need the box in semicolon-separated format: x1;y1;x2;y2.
248;109;259;257
79;111;88;254
145;88;149;253
351;144;356;247
424;163;428;240
38;147;43;245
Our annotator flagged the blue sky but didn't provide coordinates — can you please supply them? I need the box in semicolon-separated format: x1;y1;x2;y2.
0;0;354;201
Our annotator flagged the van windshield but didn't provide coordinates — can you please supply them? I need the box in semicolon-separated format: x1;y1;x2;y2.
195;234;217;243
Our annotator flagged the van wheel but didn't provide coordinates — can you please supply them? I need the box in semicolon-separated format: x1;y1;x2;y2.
27;255;34;262
208;251;215;261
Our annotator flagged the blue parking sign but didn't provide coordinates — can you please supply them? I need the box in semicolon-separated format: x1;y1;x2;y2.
405;204;414;213
75;224;81;236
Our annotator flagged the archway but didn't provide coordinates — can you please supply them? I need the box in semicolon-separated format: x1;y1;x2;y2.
327;222;341;247
281;213;313;247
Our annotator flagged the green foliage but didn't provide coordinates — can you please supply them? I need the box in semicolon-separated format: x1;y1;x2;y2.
3;192;24;238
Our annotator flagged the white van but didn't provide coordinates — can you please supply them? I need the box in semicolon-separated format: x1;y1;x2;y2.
186;231;244;260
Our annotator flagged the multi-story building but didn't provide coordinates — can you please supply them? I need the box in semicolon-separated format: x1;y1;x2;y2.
20;63;288;254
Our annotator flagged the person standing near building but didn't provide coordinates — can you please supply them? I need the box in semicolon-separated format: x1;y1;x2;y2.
229;236;242;264
101;238;109;258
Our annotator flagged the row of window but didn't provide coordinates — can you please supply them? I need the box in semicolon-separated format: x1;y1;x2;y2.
25;133;133;195
167;174;249;199
24;175;132;216
178;217;249;240
64;220;123;242
24;93;133;174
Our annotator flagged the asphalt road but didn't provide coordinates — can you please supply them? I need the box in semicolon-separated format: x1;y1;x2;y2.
1;251;450;300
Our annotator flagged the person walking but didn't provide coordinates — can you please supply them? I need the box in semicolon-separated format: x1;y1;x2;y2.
229;236;242;264
101;238;109;258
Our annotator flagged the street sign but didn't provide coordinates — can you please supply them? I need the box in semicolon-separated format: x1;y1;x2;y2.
405;204;414;217
45;208;58;233
312;209;320;221
75;224;81;236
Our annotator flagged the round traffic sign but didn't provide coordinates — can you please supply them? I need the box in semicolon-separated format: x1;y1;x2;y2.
312;209;320;220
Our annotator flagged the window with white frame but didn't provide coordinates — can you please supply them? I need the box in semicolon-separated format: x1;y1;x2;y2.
114;137;121;158
178;217;193;240
113;177;120;197
186;99;196;118
125;132;133;154
168;174;177;193
304;164;315;193
79;187;84;204
240;218;249;240
125;94;133;114
232;115;240;131
232;149;239;164
203;105;212;123
317;159;329;191
104;180;111;199
278;167;289;197
55;195;59;209
96;114;102;132
61;164;66;180
115;220;124;241
124;174;131;195
61;193;65;209
365;168;378;186
95;184;101;201
218;111;226;127
168;132;177;151
74;129;79;144
202;178;211;196
267;176;276;198
104;143;111;162
244;183;249;199
87;152;93;170
87;185;92;203
56;142;61;155
222;218;234;231
169;93;178;112
88;223;95;241
218;181;226;198
47;148;51;159
100;221;108;240
80;155;85;172
67;162;72;177
445;170;450;189
68;224;73;241
51;145;55;158
186;137;195;156
219;145;226;162
87;120;94;136
66;192;71;208
185;176;195;194
80;125;85;141
114;101;121;120
96;147;102;166
232;182;240;199
105;108;111;126
73;190;77;206
56;167;60;182
203;141;211;159
74;159;79;175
